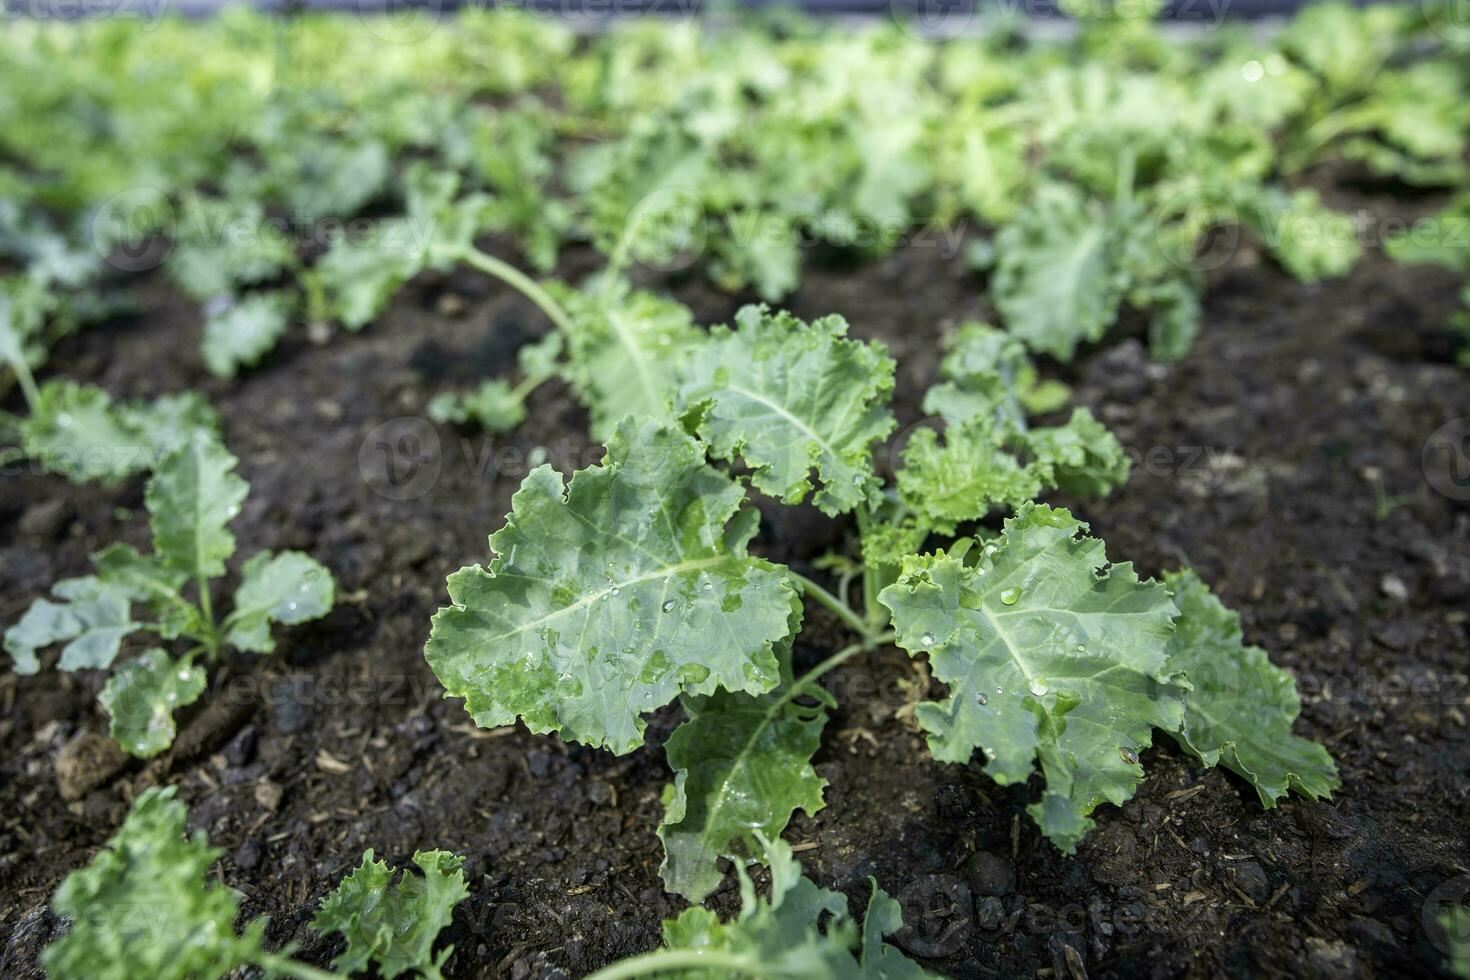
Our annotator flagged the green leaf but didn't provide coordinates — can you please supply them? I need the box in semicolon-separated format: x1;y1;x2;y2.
43;787;265;980
224;551;335;654
648;837;932;979
311;849;469;980
1026;408;1131;499
92;543;196;639
425;417;802;754
168;197;294;301
677;306;896;516
202;292;291;379
146;434;248;581
1163;569;1339;807
658;837;856;979
428;379;526;433
922;322;1040;433
878;504;1185;852
553;277;701;441
5;577;136;674
311;227;418;331
659;687;831;902
990;186;1130;361
100;649;207;758
20;381;219;485
895;418;1044;536
1243;187;1361;283
860;880;934;979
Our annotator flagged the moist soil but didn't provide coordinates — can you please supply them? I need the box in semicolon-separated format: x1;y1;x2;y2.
1;183;1468;979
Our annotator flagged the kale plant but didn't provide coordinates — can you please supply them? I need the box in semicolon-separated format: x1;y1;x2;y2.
4;433;335;757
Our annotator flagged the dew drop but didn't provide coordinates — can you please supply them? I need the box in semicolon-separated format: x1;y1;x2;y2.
974;692;988;705
920;632;937;647
1000;587;1022;605
661;599;676;613
851;474;864;486
611;586;621;597
995;687;1003;695
1119;746;1139;765
286;601;298;613
1075;643;1087;653
702;582;713;592
177;669;191;682
1028;678;1049;697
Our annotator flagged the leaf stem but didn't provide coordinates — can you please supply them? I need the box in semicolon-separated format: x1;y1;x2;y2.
787;570;870;638
459;246;577;339
3;349;41;414
788;630;897;701
583;949;758;980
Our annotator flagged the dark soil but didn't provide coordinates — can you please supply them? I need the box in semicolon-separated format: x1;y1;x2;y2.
2;189;1468;980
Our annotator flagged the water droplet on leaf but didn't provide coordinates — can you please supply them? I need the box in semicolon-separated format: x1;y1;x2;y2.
661;599;676;613
974;692;988;705
1119;746;1139;765
1000;587;1022;605
920;632;936;646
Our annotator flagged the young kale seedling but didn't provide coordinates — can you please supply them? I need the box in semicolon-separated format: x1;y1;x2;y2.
5;433;335;757
424;301;1339;903
43;787;467;980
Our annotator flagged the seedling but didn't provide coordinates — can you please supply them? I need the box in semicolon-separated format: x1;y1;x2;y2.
424;307;1338;902
5;433;335;757
43;787;466;980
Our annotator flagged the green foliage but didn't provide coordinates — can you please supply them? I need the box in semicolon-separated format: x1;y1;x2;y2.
659;686;831;902
988;185;1131;361
425;417;801;755
634;838;933;979
553;276;701;441
44;787;266;980
427;333;563;435
5;434;335;757
879;504;1185;851
1164;570;1339;806
201;291;292;379
45;787;466;980
99;648;207;757
677;306;896;515
311;849;470;979
19;380;219;485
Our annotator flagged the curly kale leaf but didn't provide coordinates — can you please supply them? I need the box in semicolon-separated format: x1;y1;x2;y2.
201;291;292;379
100;649;207;758
44;787;267;980
896;417;1045;536
20;380;219;485
311;849;469;980
1164;569;1339;806
425;417;802;755
654;838;933;979
659;686;831;902
145;433;249;582
677;305;896;516
879;504;1184;852
989;185;1132;361
224;551;336;654
551;276;701;441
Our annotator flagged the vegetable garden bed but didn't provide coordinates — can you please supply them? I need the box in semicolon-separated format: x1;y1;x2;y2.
1;5;1468;979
